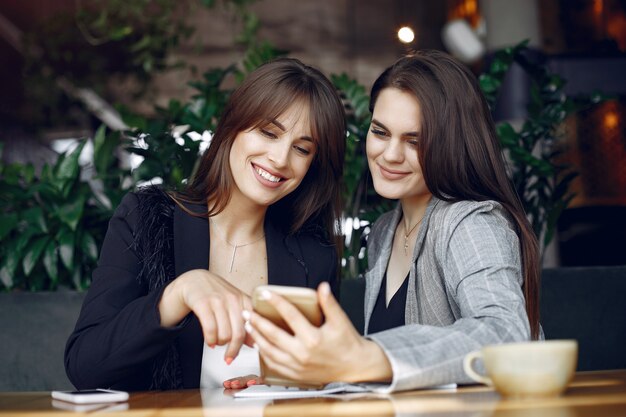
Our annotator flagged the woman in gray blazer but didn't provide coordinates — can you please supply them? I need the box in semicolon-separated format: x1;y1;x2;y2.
239;50;541;392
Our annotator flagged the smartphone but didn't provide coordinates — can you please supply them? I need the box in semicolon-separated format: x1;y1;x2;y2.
252;285;323;331
252;285;324;389
51;399;129;412
51;388;129;404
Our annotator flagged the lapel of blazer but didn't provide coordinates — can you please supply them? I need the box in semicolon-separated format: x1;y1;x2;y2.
405;196;441;324
174;203;209;275
363;204;402;335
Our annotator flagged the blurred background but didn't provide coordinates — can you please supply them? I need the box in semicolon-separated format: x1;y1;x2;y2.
0;0;625;291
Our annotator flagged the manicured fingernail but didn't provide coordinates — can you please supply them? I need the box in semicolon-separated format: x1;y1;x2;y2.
232;380;240;387
242;310;251;321
244;321;253;333
321;282;330;295
209;344;215;349
247;380;257;386
260;290;271;300
225;357;233;365
223;381;231;388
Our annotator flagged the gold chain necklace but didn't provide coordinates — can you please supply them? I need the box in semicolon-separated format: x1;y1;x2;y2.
402;217;424;256
210;218;265;273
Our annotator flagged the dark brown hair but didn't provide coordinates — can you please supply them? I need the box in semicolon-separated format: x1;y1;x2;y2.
179;58;345;246
370;50;540;339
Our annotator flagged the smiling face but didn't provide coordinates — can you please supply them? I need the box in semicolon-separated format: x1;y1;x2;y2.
366;88;431;203
228;102;316;210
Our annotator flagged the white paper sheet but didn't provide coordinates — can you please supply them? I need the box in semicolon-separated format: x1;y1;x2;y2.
233;382;456;399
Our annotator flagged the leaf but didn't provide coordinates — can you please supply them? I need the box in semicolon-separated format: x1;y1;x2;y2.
110;26;133;41
93;126;120;175
72;266;83;290
81;231;99;262
0;213;19;240
58;197;86;231
22;236;50;277
57;228;75;271
125;146;154;158
496;123;518;147
21;207;48;234
479;74;501;94
23;164;35;183
0;265;14;288
489;55;512;76
553;172;578;201
55;141;86;181
42;240;59;284
0;238;24;288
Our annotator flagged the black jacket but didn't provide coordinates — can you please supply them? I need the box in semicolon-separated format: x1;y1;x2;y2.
64;187;338;391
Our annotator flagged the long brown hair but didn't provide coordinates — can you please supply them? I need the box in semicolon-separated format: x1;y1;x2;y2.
179;58;345;246
370;50;540;339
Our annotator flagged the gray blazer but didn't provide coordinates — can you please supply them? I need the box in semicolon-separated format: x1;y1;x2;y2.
364;197;531;392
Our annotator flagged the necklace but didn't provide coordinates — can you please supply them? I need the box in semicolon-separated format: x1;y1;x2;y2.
402;216;424;256
210;218;265;273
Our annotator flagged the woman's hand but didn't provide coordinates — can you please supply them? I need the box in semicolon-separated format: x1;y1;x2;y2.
245;282;393;384
222;374;263;390
159;269;253;363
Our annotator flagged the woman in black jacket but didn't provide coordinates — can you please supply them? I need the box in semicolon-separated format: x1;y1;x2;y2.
64;58;346;391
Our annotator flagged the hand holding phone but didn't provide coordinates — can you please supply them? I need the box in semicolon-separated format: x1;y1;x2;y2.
251;285;324;388
51;388;129;404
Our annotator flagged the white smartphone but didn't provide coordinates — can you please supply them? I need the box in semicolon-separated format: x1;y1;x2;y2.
51;399;129;412
51;388;129;404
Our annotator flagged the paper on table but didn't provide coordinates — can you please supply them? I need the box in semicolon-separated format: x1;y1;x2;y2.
233;382;456;400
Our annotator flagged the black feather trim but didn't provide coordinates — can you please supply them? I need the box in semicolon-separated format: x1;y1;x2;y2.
133;185;183;390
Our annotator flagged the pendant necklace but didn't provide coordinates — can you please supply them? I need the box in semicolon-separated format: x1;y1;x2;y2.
402;217;424;256
210;218;265;273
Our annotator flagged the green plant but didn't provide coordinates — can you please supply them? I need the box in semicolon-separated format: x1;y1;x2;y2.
117;0;286;188
480;42;604;249
121;68;234;188
0;127;131;291
1;0;293;291
122;48;287;189
331;74;391;277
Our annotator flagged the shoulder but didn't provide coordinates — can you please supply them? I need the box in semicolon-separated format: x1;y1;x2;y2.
431;199;520;264
114;185;175;213
430;199;513;236
127;186;176;221
134;185;176;210
111;186;176;244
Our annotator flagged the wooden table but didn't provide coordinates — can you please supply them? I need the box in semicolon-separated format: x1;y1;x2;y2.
1;370;626;416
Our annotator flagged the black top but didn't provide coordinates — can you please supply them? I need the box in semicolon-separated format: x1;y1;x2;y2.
368;273;409;334
64;187;338;391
